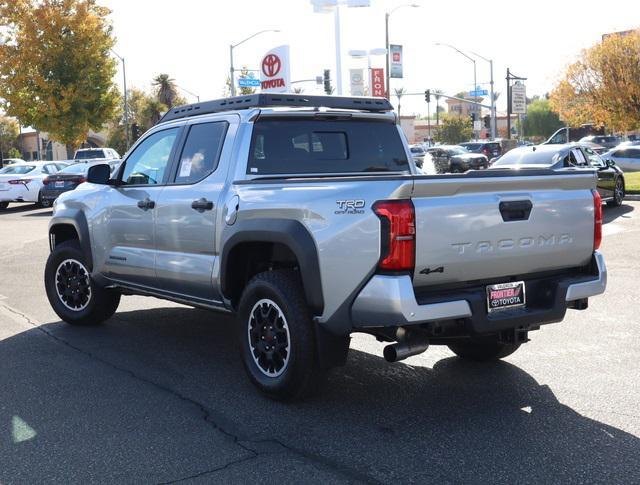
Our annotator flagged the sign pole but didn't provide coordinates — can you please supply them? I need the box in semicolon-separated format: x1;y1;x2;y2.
507;68;511;140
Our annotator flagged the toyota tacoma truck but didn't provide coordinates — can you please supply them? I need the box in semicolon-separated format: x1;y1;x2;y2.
45;94;607;400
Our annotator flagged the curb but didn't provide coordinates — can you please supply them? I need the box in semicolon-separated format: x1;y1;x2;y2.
625;194;640;201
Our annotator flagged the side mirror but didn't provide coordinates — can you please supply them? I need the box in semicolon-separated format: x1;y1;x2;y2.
87;163;111;184
606;159;615;167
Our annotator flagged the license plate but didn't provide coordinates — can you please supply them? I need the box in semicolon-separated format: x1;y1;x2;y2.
486;281;526;313
55;181;65;188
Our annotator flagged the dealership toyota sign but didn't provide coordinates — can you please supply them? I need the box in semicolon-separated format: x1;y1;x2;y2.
260;45;291;93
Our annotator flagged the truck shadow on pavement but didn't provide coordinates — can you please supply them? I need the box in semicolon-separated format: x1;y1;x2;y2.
1;306;638;484
603;202;634;224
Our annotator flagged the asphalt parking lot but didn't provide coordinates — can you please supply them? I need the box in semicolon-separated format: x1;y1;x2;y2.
0;200;639;484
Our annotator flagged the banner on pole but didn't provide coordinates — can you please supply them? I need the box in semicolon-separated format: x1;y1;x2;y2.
370;67;385;97
390;44;403;78
350;69;364;96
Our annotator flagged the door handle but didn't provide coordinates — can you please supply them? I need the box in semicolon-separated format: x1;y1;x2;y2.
499;200;532;222
191;198;214;212
137;198;155;210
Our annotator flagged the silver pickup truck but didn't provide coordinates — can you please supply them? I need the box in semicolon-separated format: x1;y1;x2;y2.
45;94;606;400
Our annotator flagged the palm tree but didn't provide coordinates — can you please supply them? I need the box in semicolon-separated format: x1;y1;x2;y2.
152;74;179;108
394;87;406;117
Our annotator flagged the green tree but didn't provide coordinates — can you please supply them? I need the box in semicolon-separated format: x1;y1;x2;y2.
0;0;119;154
0;116;21;159
434;115;473;144
522;99;564;138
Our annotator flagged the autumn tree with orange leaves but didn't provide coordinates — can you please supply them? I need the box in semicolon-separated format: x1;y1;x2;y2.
0;0;119;153
550;30;640;133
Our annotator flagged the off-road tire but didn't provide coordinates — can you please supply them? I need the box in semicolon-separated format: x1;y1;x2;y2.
238;269;323;401
448;339;521;362
44;240;120;325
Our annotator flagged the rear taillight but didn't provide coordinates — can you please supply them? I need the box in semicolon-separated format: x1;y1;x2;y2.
73;176;87;184
8;179;31;185
42;177;50;185
593;189;602;250
372;200;415;272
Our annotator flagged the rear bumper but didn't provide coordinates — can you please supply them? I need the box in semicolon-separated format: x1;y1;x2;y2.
351;251;606;334
40;188;69;201
0;185;36;203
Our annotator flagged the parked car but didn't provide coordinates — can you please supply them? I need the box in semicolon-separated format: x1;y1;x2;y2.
40;162;103;206
427;145;488;173
601;146;640;172
45;94;607;400
0;161;68;209
459;141;502;158
409;144;426;168
1;158;26;169
73;147;120;162
70;148;121;172
578;135;620;150
491;143;625;206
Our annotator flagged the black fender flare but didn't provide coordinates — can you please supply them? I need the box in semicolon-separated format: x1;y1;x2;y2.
220;219;324;315
48;209;93;270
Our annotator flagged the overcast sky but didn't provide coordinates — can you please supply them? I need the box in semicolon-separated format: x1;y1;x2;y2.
104;0;639;116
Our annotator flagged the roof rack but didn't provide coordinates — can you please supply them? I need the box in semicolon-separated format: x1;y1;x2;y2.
159;93;393;123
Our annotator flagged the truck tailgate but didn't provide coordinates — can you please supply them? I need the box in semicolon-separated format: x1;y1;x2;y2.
411;171;597;288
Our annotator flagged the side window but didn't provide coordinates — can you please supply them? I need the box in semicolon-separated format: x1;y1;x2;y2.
121;128;179;186
582;147;604;167
42;164;56;174
570;149;587;166
174;122;228;184
629;148;640;159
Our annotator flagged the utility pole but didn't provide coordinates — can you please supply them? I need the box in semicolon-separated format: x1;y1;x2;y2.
111;50;129;150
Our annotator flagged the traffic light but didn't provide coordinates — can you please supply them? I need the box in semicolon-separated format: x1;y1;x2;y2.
483;115;491;129
131;123;140;141
323;69;332;95
470;113;476;123
425;89;431;103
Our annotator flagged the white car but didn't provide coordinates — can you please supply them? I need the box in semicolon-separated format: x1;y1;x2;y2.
0;161;68;210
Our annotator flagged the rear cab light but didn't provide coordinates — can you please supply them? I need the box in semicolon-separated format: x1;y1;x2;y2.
592;189;602;250
372;200;416;272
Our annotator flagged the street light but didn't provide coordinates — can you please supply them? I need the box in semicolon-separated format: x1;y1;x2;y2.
348;48;386;95
111;49;129;149
229;29;280;96
385;3;419;99
435;42;478;138
468;49;496;140
311;0;372;96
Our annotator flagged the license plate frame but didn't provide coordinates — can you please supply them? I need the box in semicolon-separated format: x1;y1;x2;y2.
55;181;65;188
486;281;526;313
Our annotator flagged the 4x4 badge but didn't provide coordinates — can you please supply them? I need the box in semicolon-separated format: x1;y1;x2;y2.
420;266;444;275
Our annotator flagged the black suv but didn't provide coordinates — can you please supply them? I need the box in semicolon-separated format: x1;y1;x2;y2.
459;141;502;159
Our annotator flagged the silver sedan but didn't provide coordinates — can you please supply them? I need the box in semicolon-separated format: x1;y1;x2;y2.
602;146;640;172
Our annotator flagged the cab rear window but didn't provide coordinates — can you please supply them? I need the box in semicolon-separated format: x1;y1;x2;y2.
248;119;409;175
